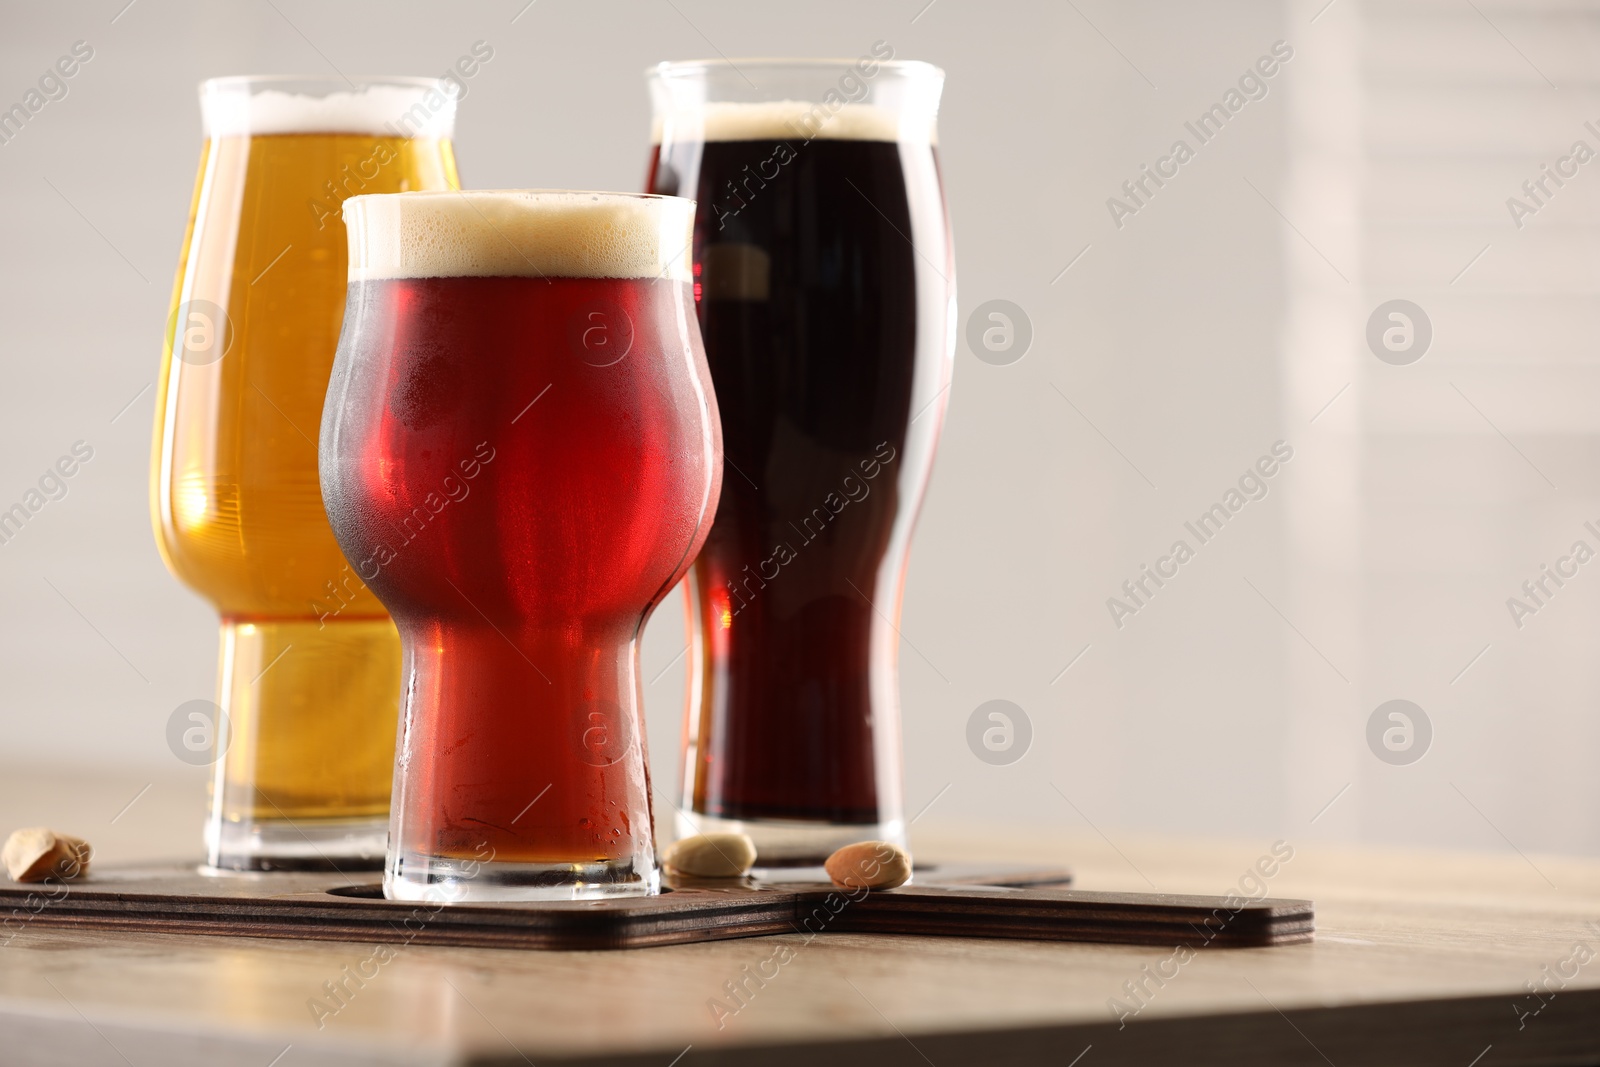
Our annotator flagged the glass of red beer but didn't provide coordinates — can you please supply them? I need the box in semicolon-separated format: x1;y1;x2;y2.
647;58;955;863
320;190;721;901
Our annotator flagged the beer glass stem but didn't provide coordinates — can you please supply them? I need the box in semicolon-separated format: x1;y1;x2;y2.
681;572;908;863
207;618;399;870
384;626;658;902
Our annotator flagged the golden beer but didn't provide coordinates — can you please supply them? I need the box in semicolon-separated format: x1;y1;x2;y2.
151;77;460;868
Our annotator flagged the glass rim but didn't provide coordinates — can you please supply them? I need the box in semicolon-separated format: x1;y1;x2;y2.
648;57;944;80
199;74;456;94
199;75;461;138
344;189;692;206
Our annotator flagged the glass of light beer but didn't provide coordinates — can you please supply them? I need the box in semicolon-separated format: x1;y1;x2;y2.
151;76;460;870
647;58;955;863
321;190;721;901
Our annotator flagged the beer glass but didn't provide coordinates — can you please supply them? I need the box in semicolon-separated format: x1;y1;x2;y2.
321;190;720;901
647;58;954;863
152;76;460;870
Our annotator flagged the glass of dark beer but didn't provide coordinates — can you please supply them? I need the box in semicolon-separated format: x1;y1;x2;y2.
647;57;954;863
320;190;721;901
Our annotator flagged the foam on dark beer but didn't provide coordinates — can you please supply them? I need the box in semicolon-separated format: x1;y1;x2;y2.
652;101;937;145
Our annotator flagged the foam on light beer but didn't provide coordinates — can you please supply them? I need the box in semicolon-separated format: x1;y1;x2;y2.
201;82;456;138
652;101;936;146
342;191;696;282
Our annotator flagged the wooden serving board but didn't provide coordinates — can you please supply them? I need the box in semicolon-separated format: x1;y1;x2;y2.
0;863;1312;950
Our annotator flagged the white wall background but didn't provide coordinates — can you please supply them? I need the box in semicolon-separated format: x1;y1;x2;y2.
1;0;1595;860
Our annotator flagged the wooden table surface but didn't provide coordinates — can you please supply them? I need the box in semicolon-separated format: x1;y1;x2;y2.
3;767;1599;1066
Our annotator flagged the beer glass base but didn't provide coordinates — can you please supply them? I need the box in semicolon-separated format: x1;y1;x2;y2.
675;811;907;866
204;817;388;873
385;850;660;902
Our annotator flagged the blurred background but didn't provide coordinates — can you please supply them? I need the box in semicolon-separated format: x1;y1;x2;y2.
2;0;1595;865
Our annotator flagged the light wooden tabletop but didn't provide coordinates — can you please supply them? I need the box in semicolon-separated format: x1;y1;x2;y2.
3;766;1598;1066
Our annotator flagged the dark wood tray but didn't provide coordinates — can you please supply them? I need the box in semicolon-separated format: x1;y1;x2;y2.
0;863;1313;950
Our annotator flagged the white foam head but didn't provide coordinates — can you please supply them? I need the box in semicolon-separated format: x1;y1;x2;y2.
200;78;456;138
653;100;935;145
343;191;696;282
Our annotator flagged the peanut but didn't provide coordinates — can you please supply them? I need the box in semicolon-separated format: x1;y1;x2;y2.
825;840;911;890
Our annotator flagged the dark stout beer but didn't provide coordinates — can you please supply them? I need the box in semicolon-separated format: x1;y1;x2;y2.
648;79;954;859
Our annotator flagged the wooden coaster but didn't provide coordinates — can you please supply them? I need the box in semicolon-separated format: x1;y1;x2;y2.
0;863;1311;950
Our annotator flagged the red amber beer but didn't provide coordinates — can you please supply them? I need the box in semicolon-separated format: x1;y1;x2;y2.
648;59;954;862
321;191;720;900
